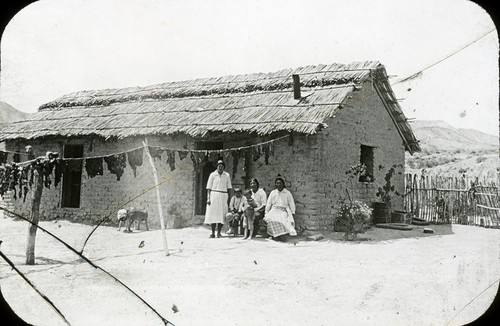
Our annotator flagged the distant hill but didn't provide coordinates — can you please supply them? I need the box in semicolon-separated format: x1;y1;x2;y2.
0;101;28;127
409;120;498;152
406;120;499;182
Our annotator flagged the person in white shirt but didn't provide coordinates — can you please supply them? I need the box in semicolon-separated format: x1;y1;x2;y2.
249;178;267;237
225;187;244;235
204;160;233;238
264;175;297;240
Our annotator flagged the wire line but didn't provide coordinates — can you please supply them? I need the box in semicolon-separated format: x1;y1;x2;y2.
392;28;495;86
0;250;71;325
0;207;176;326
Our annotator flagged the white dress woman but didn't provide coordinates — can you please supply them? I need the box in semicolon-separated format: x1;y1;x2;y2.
205;160;232;238
264;175;297;238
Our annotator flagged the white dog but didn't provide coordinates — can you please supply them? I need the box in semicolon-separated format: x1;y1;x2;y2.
117;209;128;231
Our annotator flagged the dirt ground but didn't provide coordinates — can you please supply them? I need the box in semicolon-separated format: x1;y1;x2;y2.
0;214;498;326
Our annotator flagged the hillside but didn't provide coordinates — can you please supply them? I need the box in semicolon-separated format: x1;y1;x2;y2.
0;101;28;127
408;120;498;151
406;120;499;182
0;102;29;150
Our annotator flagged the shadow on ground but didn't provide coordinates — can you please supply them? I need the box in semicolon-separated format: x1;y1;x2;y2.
299;223;454;243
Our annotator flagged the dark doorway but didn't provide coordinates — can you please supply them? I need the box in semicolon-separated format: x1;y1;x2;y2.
194;141;223;215
62;145;83;208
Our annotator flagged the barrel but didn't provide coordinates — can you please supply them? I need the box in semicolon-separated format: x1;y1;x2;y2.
372;202;390;224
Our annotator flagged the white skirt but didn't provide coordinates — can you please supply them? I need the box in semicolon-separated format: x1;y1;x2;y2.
204;192;228;224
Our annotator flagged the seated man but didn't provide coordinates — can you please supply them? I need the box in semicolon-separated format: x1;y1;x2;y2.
249;178;267;237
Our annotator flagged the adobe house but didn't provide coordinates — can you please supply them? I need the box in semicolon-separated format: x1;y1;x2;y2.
0;61;420;231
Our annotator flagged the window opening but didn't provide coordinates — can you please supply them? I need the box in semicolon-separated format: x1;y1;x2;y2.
360;145;374;182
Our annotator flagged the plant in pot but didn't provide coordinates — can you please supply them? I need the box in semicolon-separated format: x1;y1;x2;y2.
335;164;373;240
374;164;403;223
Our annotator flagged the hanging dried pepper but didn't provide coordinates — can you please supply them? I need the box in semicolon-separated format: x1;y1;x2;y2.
0;151;62;201
9;163;20;200
85;157;103;178
0;151;8;164
190;151;196;166
190;151;206;168
42;152;60;189
148;146;164;161
19;165;30;203
127;147;143;177
262;144;270;165
231;150;240;179
54;159;63;187
42;161;54;188
253;145;261;162
166;150;176;171
0;166;8;196
104;153;127;181
178;150;188;161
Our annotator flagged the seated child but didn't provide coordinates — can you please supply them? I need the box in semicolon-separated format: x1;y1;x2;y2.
241;189;258;240
225;187;244;235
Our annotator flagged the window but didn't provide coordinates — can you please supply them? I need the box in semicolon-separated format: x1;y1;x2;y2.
61;145;83;208
360;145;374;182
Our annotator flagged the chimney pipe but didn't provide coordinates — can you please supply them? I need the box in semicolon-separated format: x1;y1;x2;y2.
292;74;301;99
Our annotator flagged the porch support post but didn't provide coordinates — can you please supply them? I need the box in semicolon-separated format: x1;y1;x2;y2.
143;138;169;256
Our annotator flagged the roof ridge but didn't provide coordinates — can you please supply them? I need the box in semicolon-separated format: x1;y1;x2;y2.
39;61;380;110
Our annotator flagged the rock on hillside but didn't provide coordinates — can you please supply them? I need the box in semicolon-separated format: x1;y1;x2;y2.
409;120;498;152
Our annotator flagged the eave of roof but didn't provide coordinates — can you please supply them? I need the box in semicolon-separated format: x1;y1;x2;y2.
0;60;420;153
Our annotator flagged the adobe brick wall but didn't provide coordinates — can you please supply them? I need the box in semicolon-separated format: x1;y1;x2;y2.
313;81;406;230
5;136;197;229
5;80;406;232
237;81;406;231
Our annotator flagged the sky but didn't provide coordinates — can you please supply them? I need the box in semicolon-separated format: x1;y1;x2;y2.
0;0;498;136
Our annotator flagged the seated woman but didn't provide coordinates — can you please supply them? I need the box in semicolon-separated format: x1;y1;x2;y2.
249;178;267;237
264;175;297;240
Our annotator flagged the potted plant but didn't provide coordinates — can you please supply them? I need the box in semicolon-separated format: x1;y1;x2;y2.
334;164;373;240
336;199;372;240
374;164;403;223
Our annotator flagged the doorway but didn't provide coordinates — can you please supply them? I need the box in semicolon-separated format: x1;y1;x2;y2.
62;145;83;208
194;141;223;215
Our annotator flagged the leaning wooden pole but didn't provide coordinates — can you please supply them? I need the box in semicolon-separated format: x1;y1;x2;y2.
143;139;169;256
26;168;44;265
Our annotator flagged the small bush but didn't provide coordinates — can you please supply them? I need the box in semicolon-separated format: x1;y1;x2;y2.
476;156;487;163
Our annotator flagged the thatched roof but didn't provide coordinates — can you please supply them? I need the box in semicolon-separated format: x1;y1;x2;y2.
0;61;420;153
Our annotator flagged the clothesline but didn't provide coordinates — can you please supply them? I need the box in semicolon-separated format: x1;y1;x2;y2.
0;134;290;165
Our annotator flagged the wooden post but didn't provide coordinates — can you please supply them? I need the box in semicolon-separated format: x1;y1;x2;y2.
26;168;43;265
143;139;169;256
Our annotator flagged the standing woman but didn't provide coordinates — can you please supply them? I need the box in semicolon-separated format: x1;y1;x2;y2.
264;175;297;240
205;160;233;238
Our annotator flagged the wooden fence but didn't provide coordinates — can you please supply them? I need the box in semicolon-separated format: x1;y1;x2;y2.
404;174;499;227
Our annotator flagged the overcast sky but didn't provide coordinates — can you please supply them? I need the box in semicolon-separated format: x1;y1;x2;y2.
0;0;498;135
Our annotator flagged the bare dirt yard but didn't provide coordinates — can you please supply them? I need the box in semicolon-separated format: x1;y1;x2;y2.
1;214;498;326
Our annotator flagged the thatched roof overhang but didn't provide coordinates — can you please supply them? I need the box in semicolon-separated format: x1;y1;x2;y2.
0;61;420;153
371;67;421;154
